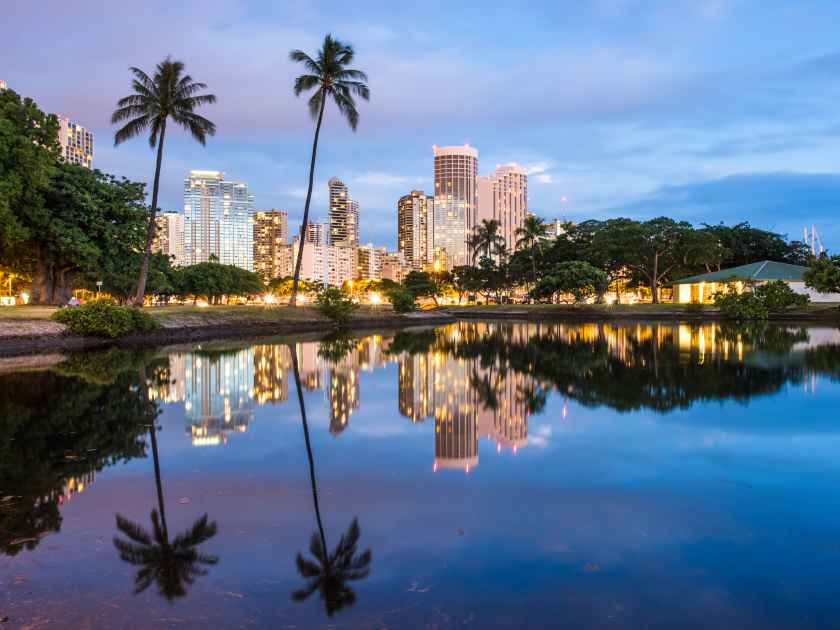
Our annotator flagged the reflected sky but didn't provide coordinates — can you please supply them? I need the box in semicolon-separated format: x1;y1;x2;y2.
2;321;840;628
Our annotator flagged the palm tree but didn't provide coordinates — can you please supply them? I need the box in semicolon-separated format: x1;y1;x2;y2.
288;35;370;306
113;365;218;601
515;215;547;283
288;344;372;616
112;58;216;306
468;219;505;264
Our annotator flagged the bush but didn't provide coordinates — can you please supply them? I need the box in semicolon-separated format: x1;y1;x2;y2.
387;287;416;313
754;280;809;311
713;290;768;320
315;286;358;326
51;300;159;338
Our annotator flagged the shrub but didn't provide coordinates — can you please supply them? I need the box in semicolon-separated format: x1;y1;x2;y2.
754;280;809;311
315;286;358;326
51;300;159;338
713;291;769;320
387;287;416;313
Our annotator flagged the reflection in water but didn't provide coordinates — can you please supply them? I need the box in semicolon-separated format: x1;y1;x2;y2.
290;344;372;617
114;364;219;601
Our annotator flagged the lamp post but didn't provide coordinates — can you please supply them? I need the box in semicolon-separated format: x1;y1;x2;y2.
96;280;103;300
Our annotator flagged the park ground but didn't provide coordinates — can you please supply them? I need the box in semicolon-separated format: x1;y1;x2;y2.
1;302;839;358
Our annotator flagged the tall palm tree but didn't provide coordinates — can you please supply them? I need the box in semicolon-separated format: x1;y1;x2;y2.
288;35;370;306
288;344;372;616
113;364;218;601
515;215;547;283
468;219;505;264
112;58;216;306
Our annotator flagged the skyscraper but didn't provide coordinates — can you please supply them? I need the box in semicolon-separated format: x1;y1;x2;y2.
253;210;290;281
433;145;478;269
328;177;359;246
398;190;434;270
56;116;94;168
152;211;184;265
183;170;254;270
477;164;528;253
357;244;385;280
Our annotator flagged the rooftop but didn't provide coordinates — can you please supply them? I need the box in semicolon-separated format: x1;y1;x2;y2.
674;260;808;284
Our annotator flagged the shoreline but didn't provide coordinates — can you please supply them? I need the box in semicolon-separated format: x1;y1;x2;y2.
1;304;838;358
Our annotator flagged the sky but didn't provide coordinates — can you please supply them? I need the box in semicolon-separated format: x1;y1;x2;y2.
3;0;840;250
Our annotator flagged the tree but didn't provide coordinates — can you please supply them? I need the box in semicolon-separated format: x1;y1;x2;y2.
468;219;505;263
112;58;216;306
587;218;637;303
288;35;370;306
451;265;483;303
529;261;608;304
804;255;840;295
514;215;547;283
0;89;59;272
403;270;451;306
172;262;263;304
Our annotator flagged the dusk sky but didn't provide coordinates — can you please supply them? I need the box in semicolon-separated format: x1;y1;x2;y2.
4;0;840;249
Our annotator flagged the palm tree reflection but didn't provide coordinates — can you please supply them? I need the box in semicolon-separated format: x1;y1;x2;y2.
113;364;219;601
289;343;372;616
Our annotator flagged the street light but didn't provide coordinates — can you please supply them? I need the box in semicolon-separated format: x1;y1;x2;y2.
96;280;103;300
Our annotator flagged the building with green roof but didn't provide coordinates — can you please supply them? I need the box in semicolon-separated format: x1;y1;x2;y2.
672;260;840;304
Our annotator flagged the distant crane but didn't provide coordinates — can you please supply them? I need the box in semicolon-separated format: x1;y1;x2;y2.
804;225;825;257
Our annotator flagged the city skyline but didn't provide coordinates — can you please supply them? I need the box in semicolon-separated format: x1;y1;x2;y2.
6;1;840;251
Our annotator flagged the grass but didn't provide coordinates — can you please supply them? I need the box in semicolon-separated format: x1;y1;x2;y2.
0;305;58;320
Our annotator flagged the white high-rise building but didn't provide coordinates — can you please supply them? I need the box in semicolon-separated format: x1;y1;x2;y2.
183;170;254;270
153;211;184;265
477;164;528;254
328;178;359;246
57;116;94;168
398;190;434;270
433;145;478;269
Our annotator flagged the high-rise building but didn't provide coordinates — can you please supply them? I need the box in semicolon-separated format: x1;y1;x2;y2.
328;178;359;246
253;210;290;282
183;170;254;270
57;116;94;168
357;244;385;280
152;211;184;265
433;145;478;269
0;80;7;91
477;165;528;254
398;190;434;270
305;220;327;245
327;245;358;286
381;251;410;283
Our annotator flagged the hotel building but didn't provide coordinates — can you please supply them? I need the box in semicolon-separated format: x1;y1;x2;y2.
328;178;359;247
433;145;478;269
57;116;94;168
183;170;254;270
253;210;291;281
398;190;434;270
477;165;528;254
152;211;184;265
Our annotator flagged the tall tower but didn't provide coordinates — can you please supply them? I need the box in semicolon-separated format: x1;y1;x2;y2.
433;145;478;269
56;116;94;168
152;211;184;265
328;177;359;246
477;165;528;253
183;170;254;270
253;210;290;281
398;190;434;270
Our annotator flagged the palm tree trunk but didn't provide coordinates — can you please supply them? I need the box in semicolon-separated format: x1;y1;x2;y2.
139;365;169;540
290;96;327;307
134;119;167;306
289;343;328;554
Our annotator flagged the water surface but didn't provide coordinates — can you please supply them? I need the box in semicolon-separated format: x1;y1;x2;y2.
2;321;840;629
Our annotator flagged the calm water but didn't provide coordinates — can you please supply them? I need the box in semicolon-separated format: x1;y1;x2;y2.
2;321;840;629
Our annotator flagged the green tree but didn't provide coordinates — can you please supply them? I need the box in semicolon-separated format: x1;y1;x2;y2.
804;255;840;295
514;215;547;283
403;270;451;306
315;286;358;326
112;58;216;305
529;260;608;303
288;35;370;306
0;89;59;271
451;265;484;303
468;219;506;263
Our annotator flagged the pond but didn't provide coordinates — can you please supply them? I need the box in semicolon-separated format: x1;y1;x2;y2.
2;320;840;629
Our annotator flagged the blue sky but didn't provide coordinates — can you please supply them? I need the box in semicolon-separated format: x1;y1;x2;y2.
3;0;840;250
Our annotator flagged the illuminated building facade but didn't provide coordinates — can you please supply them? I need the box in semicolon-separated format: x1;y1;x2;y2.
253;210;290;282
433;145;478;269
381;251;410;283
183;170;254;270
57;116;94;168
477;165;528;253
398;190;434;270
253;344;290;404
152;211;184;265
357;244;385;280
398;353;433;422
329;178;359;247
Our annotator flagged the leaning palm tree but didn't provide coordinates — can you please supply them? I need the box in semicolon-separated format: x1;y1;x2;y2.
515;215;547;283
288;343;371;616
288;35;370;306
112;58;216;306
